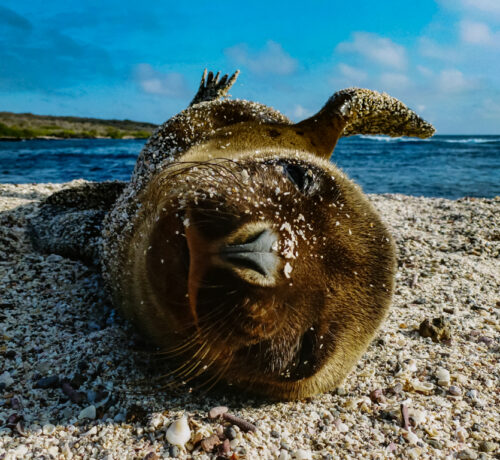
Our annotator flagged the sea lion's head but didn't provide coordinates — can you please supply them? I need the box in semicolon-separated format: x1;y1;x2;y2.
131;148;395;399
124;87;434;399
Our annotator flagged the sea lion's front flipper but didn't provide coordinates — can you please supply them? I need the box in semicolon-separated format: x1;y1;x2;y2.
29;181;126;266
295;88;435;159
189;69;240;106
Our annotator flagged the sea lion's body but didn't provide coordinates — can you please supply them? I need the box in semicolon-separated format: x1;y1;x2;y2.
31;70;434;399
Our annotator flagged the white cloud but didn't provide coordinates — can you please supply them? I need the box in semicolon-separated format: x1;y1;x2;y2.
460;20;500;46
379;72;410;90
418;37;461;62
438;0;500;21
337;32;407;70
225;41;298;76
479;97;500;119
458;0;500;17
291;104;313;119
437;69;473;93
417;65;434;77
337;63;367;84
134;64;189;97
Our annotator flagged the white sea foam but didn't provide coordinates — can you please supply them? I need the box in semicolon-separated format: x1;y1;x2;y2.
358;135;429;142
442;138;494;144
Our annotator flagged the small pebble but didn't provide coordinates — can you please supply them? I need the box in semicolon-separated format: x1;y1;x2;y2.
62;381;86;404
456;448;478;460
466;389;478;399
220;438;231;456
448;385;462;396
200;434;220;452
150;414;164;429
388;382;403;394
225;426;237;440
426;439;443;449
208;406;228;419
477;336;493;346
270;429;280;438
336;386;347;396
405;430;420;445
113;412;126;423
143;452;159;460
279;450;291;460
478;441;497;453
84;426;98;436
78;405;96;420
334;419;349;432
13;445;28;457
456;426;468;442
435;367;450;386
42;423;56;435
0;371;14;388
168;445;179;458
293;449;312;460
369;388;386;403
229;438;239;449
34;375;60;389
418;317;451;342
281;440;292;450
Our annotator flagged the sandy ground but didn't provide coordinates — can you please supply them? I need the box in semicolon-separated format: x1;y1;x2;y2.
0;181;498;460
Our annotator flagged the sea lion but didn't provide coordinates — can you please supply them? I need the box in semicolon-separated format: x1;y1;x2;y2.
31;70;434;400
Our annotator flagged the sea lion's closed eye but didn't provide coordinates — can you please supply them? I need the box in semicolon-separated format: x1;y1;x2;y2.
278;161;319;195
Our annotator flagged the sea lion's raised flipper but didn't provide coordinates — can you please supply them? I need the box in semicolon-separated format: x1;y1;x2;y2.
295;88;435;159
29;181;126;265
189;69;240;106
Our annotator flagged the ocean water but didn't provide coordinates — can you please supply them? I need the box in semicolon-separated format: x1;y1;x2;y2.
0;135;498;199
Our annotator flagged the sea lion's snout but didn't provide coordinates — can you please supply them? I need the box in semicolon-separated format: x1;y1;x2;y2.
219;227;279;285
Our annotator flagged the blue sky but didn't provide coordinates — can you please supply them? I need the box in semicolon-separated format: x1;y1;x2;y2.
1;0;499;133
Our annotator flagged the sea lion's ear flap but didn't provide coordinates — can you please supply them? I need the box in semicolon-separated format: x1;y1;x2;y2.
294;88;435;159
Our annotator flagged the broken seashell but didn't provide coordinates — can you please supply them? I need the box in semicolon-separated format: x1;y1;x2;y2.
410;380;434;394
166;415;191;447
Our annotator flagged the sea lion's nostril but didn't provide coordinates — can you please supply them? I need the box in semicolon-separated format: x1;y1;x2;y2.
219;229;279;278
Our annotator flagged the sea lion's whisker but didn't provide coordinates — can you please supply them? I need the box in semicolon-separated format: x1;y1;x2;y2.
156;297;240;357
156;340;210;379
195;354;234;395
171;345;213;380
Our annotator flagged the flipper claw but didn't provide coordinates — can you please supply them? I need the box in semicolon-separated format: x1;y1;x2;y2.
189;69;240;106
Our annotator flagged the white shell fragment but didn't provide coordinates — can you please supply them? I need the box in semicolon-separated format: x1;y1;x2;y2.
435;368;450;386
166;415;191;447
42;423;56;435
78;405;96;420
410;380;435;394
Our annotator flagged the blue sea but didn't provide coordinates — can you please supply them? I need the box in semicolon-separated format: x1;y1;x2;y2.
0;135;498;199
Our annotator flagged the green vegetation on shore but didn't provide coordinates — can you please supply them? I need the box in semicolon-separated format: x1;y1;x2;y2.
0;112;158;140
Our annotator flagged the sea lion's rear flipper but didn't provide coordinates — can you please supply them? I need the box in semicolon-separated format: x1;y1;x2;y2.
29;181;126;266
295;88;435;159
189;69;240;106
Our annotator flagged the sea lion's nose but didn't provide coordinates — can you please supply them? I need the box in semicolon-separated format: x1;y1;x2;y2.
219;229;279;278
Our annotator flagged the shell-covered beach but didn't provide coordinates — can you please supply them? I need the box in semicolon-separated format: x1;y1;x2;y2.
0;181;498;459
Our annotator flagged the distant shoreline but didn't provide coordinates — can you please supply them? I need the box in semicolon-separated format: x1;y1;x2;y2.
0;111;158;141
0;136;149;142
